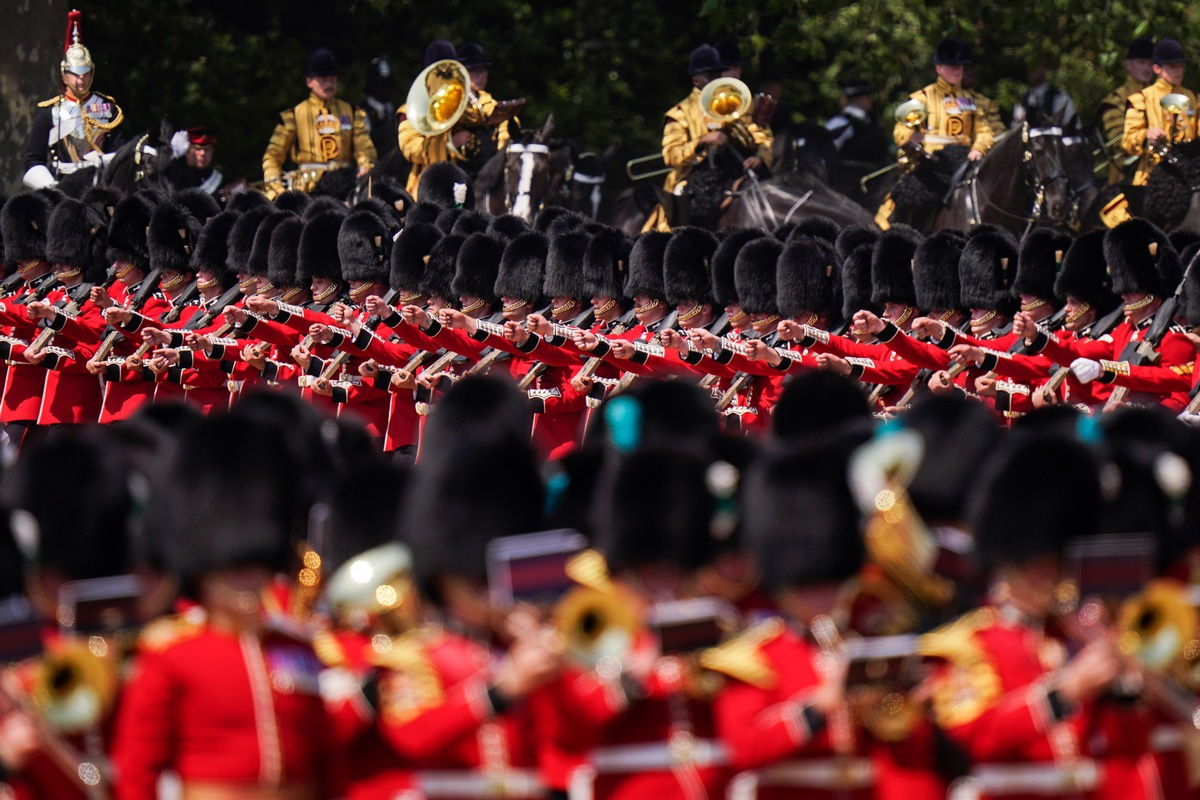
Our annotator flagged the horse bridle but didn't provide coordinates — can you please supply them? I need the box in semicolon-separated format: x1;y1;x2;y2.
967;123;1072;233
504;143;550;222
567;159;606;220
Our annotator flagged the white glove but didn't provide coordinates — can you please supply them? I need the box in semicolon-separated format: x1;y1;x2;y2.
1070;358;1101;384
170;129;190;158
1179;412;1200;429
22;164;57;190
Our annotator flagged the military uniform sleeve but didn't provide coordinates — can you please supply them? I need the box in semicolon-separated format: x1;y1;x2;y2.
1123;92;1149;156
748;120;774;166
662;111;702;169
263;110;297;184
398;113;453;166
112;650;178;800
1098;91;1127;145
352;106;377;169
23;106;54;172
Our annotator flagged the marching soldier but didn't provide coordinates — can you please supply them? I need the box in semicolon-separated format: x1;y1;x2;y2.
262;48;376;199
22;10;125;190
1097;36;1154;185
1122;37;1198;186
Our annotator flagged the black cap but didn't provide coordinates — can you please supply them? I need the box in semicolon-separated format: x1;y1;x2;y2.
689;44;722;76
366;58;394;94
456;41;490;69
1154;37;1187;65
934;37;973;66
1128;35;1155;61
424;39;456;67
841;80;873;99
305;47;339;78
713;35;742;68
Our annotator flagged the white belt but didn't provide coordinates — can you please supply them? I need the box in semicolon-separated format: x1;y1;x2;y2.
924;134;967;146
1151;724;1187;752
417;769;544;799
739;757;875;790
956;761;1099;796
589;739;729;773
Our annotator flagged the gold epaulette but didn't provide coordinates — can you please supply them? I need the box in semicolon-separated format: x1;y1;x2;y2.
37;96;63;108
312;630;346;668
137;614;203;652
917;608;1002;728
698;616;785;690
368;630;445;723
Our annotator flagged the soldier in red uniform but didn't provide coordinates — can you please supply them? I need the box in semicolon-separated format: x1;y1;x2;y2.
112;412;335;800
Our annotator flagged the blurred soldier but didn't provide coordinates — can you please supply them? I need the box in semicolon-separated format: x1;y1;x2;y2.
362;58;399;159
1097;36;1154;185
23;10;125;190
1122;37;1197;186
164;127;227;195
1012;61;1080;134
262;48;376;199
825;81;889;207
398;40;517;199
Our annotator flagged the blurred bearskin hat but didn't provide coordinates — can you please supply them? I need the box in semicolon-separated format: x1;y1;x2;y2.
103;192;157;270
247;211;293;278
906;394;1002;524
712;229;765;308
841;241;878;318
297;207;349;285
47;198;109;284
488;214;531;245
273;190;311;216
663;226;719;307
174;187;221;225
421;234;464;301
1105;218;1183;297
338;209;392;284
451;232;504;304
1055;229;1117;315
417;162;475;210
148;200;203;277
778;236;842;321
267;215;304;289
959;227;1019;313
192;210;240;286
495;231;548;305
225;191;273;215
226;207;270;274
835;226;879;264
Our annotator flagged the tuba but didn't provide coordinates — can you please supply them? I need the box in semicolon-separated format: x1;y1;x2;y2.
699;77;759;154
406;59;487;137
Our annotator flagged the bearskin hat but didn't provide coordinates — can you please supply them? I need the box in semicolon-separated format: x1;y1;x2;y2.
192;211;240;285
297;208;348;285
841;242;878;318
148;201;203;276
495;231;548;304
46;198;108;284
624;232;671;301
451;232;504;303
544;230;589;300
583;226;632;300
712;229;765;308
778;236;842;320
1013;227;1071;303
835;226;879;264
913;229;965;312
787;215;841;247
247;211;294;278
267;215;304;289
225;207;270;274
970;434;1101;570
391;221;443;295
173;188;221;225
421;234;465;301
352;197;402;232
772;371;873;444
1169;227;1200;256
906;394;1002;524
664;226;719;307
273;189;312;216
870;224;922;307
370;181;413;223
959;227;1019;313
103;192;157;269
734;237;783;316
225;191;273;215
338;209;392;284
744;438;865;590
1055;229;1117;314
447;209;491;238
488;214;531;245
533;205;575;234
403;200;442;228
417;162;475;210
1105;218;1183;297
302;195;347;221
79;187;123;225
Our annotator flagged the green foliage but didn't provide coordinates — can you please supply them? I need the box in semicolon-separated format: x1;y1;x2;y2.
83;0;1200;188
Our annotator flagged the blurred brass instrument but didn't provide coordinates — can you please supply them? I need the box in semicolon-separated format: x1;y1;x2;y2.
324;542;420;633
699;77;758;154
1149;93;1192;166
555;550;640;667
859;100;929;190
406;59;481;137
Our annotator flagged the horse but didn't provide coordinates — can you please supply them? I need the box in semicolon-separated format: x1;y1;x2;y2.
886;118;1075;236
51;117;173;198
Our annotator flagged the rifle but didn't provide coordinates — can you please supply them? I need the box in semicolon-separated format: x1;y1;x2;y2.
92;268;164;363
614;309;679;393
126;281;201;367
27;275;106;355
312;290;399;385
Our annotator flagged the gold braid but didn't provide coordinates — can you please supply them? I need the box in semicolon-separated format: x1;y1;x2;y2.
82;98;125;152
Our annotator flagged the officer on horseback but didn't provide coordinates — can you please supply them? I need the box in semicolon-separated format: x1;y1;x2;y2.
895;38;994;162
22;9;126;190
1122;36;1197;186
261;47;376;200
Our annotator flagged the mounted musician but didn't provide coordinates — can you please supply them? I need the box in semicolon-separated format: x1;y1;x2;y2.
1122;37;1198;187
